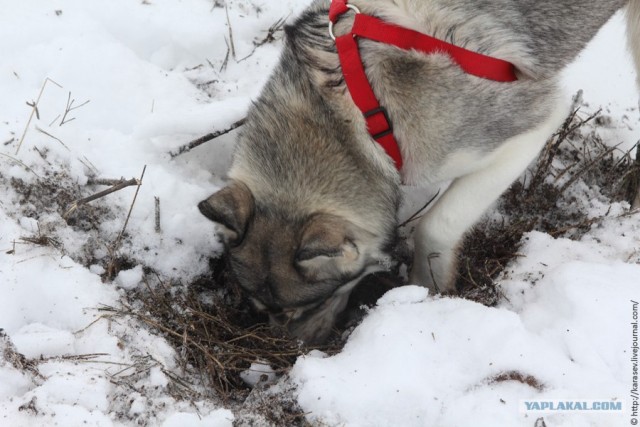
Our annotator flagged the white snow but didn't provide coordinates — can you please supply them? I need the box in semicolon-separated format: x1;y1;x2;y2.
0;0;638;426
293;232;640;426
240;361;278;388
115;265;144;290
162;410;234;427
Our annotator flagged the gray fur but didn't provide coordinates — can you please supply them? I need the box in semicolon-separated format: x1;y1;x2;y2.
200;0;639;343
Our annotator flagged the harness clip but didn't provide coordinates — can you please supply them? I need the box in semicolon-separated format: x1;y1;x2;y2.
329;3;360;41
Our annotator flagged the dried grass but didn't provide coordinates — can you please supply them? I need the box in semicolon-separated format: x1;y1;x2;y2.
99;258;339;407
458;106;639;304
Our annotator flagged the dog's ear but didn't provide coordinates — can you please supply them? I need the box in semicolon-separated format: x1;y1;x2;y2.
296;214;365;281
198;181;254;244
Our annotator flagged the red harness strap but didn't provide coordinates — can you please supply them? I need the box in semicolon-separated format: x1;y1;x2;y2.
329;0;518;170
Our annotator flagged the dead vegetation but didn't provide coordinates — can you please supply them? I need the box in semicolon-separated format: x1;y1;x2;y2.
10;171;111;234
101;282;299;398
6;169;148;276
96;255;334;422
457;105;639;304
0;330;43;381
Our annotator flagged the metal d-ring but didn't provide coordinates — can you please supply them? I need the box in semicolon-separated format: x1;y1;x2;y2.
329;4;361;41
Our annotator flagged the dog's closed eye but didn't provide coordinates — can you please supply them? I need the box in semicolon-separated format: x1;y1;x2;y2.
296;239;357;262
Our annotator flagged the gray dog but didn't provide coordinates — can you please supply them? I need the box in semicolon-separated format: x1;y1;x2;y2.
199;0;640;343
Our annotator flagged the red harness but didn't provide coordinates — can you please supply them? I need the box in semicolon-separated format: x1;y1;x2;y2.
328;0;518;170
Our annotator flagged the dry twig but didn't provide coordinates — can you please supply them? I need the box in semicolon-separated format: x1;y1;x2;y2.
169;118;245;158
113;165;147;250
154;196;161;233
87;178;129;186
35;126;70;151
58;91;90;126
225;5;236;61
63;177;140;220
0;153;40;177
237;17;287;63
16;77;62;155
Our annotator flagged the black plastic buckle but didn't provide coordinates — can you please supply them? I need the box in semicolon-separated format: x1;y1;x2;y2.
364;106;393;139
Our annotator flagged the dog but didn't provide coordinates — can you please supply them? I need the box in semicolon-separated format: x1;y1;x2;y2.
199;0;640;344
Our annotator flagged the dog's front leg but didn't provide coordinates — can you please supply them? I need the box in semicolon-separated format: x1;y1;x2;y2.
410;102;568;293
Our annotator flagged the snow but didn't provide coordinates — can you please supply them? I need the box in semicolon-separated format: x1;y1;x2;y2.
0;0;638;426
240;362;278;388
293;233;640;426
115;265;144;290
162;410;234;427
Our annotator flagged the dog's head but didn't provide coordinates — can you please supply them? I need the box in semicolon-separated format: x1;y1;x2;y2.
199;180;395;344
196;11;401;343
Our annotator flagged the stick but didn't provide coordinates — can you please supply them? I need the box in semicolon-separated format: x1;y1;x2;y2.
63;177;140;220
87;178;127;186
16;77;62;155
154;196;161;233
35;126;70;151
169;118;245;158
225;5;236;61
113;165;147;249
237;16;287;63
59;91;90;126
559;143;619;193
220;43;230;73
0;152;40;177
80;156;99;175
529;108;601;192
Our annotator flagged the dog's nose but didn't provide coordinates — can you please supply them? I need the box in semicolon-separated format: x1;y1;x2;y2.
269;309;296;326
197;200;214;218
271;312;289;325
255;289;276;308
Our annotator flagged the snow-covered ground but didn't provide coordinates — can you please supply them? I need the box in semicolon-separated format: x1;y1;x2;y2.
0;1;638;426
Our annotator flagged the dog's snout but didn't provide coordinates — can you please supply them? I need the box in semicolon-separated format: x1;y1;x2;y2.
270;310;293;325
